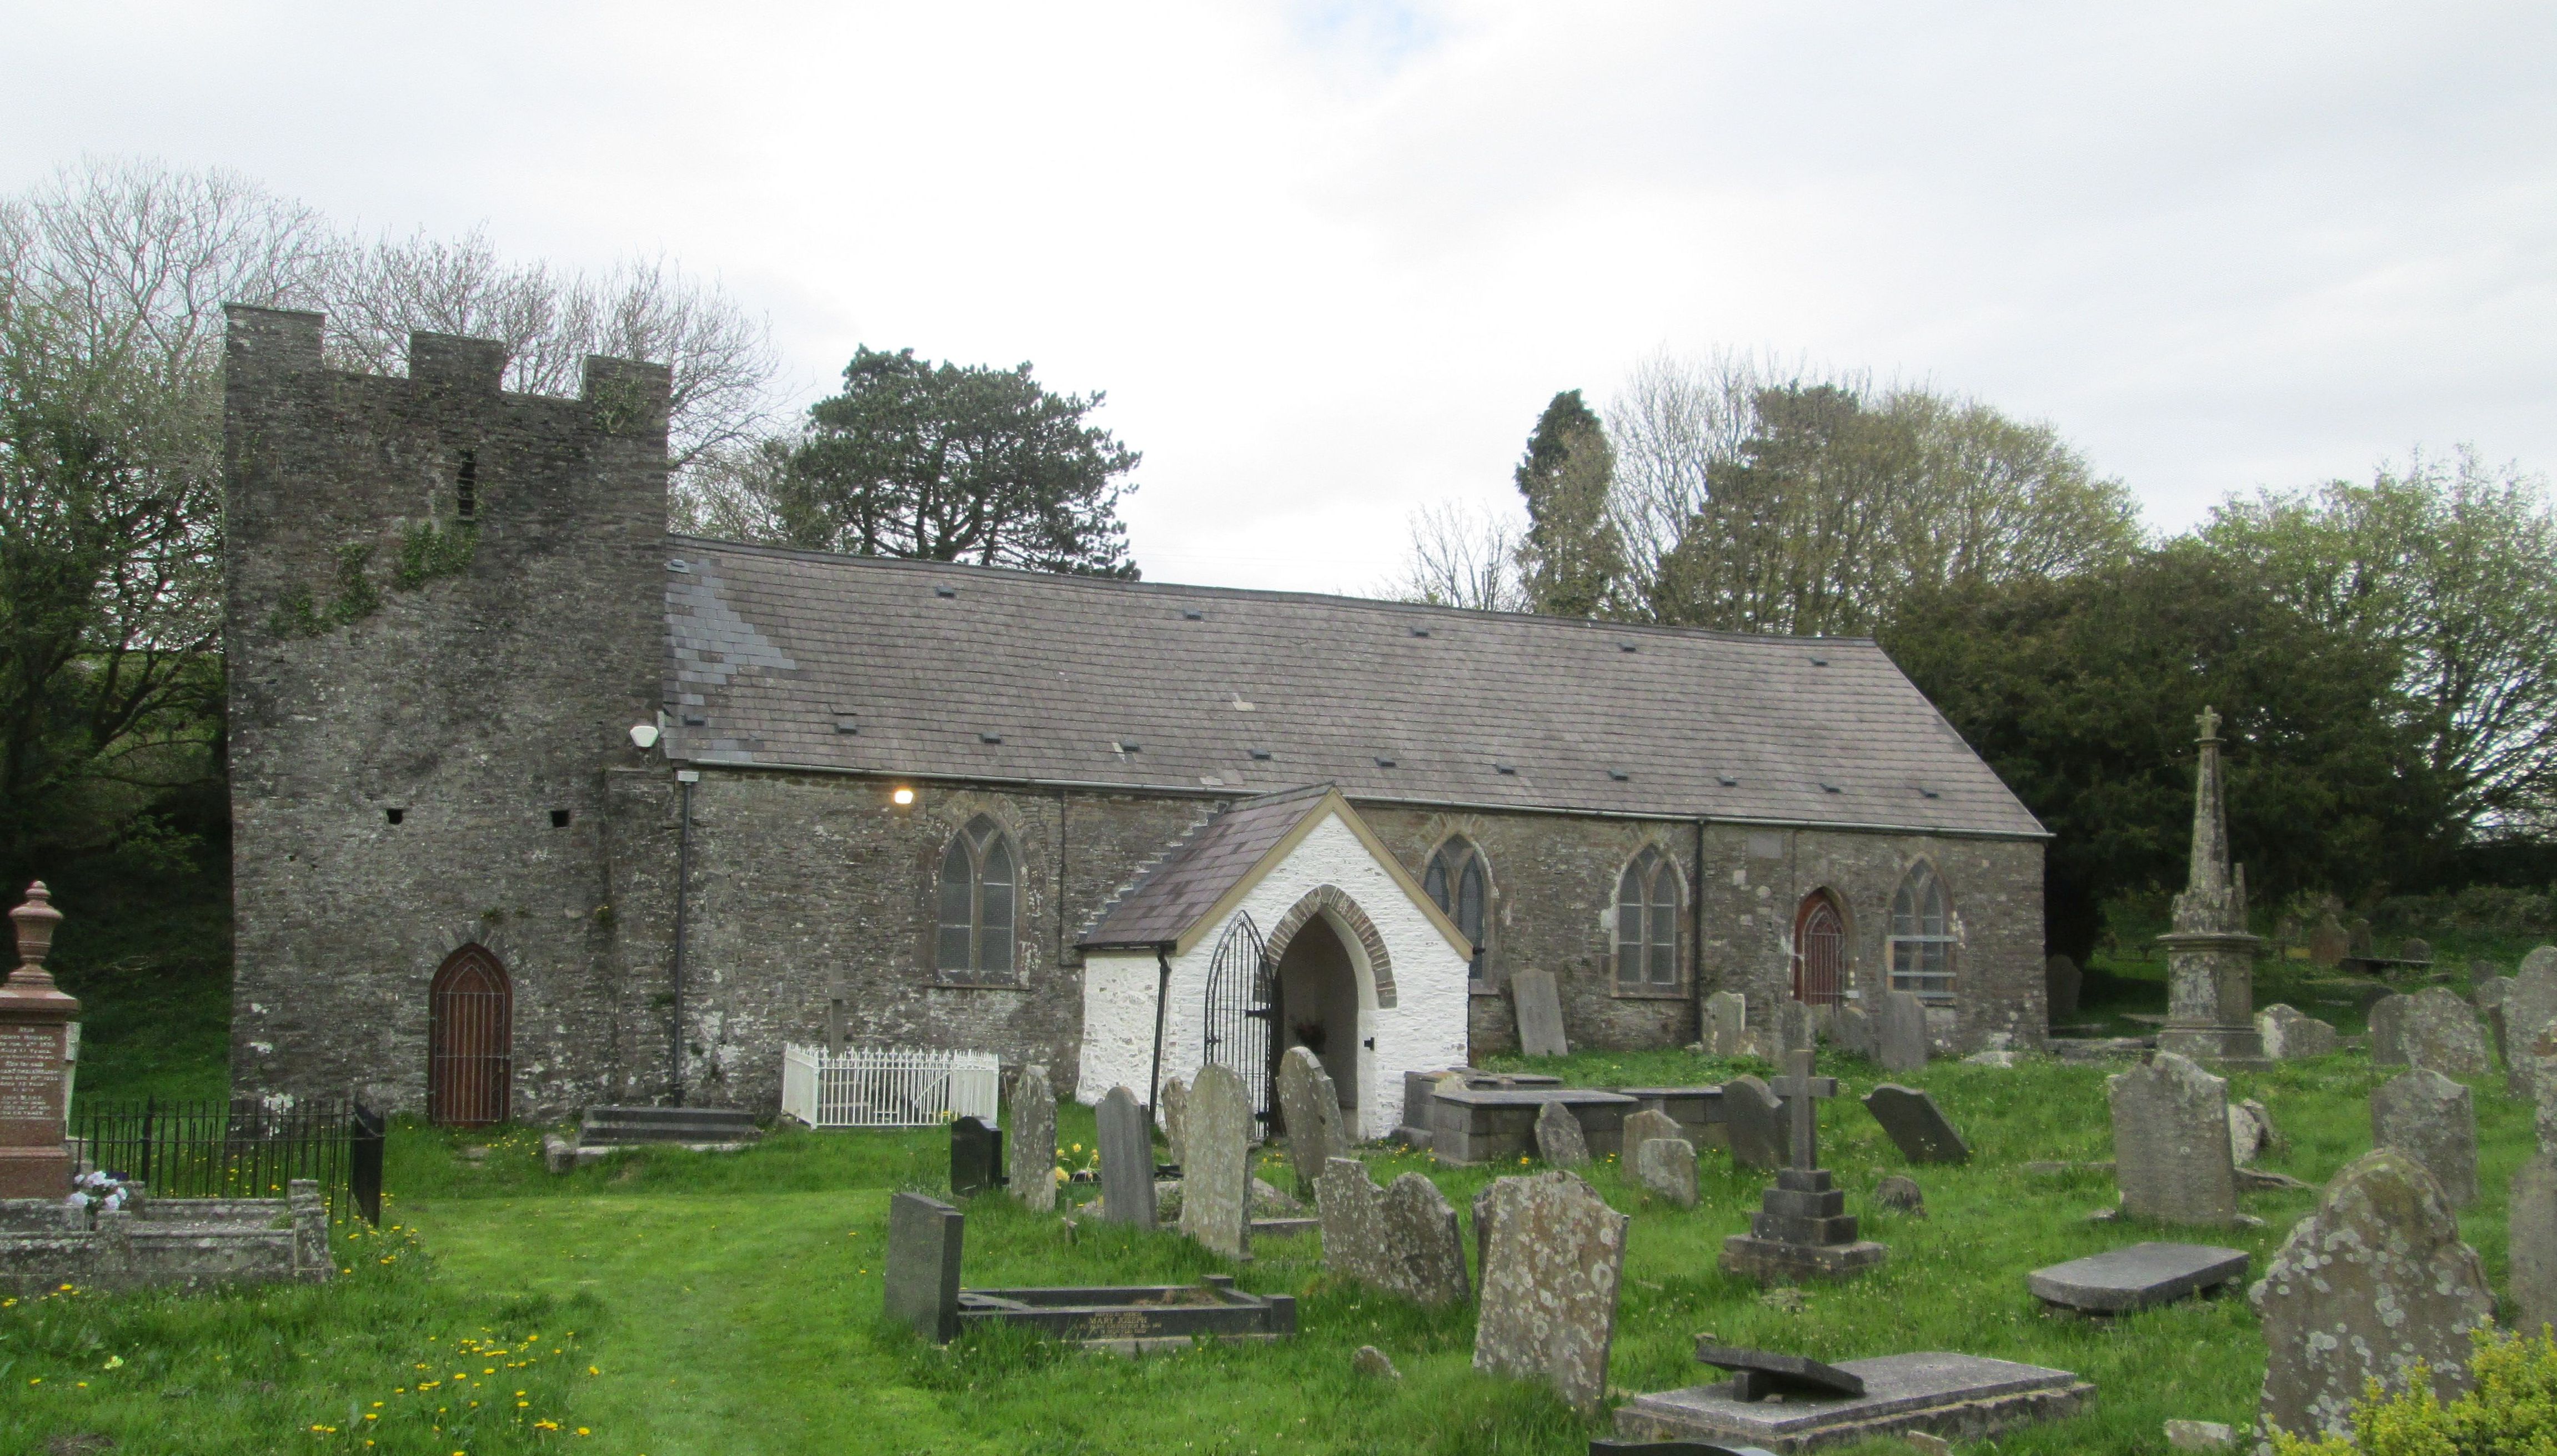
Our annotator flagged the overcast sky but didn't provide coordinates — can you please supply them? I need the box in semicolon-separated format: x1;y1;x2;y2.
7;3;2552;593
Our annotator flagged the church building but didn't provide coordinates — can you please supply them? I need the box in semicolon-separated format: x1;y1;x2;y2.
220;308;2049;1131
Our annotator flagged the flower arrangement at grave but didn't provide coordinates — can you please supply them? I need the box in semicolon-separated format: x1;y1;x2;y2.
65;1168;133;1214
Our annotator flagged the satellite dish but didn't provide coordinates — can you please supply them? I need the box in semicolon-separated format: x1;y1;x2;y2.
629;723;661;750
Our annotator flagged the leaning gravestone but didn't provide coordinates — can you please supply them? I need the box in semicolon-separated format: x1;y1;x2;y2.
2107;1052;2239;1225
1095;1085;1159;1227
1510;968;1570;1057
1276;1046;1350;1197
2368;993;2411;1067
1723;1075;1784;1170
949;1115;1004;1198
1632;1136;1698;1207
2227;1098;2278;1166
1160;1075;1191;1167
1705;991;1748;1057
1009;1065;1057;1213
1862;1085;1970;1164
2513;1153;2557;1336
2398;986;2492;1080
2252;1148;2493;1444
1621;1108;1681;1168
1315;1157;1470;1304
2257;1004;2341;1061
2504;966;2557;1096
1877;988;1929;1073
1181;1064;1252;1257
1535;1100;1590;1167
1472;1171;1628;1413
2373;1068;2479;1207
2045;955;2082;1022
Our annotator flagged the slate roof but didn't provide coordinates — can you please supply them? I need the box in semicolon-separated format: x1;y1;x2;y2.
1077;784;1336;950
659;538;2045;839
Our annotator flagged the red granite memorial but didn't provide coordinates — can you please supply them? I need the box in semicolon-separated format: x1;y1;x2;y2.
0;882;75;1199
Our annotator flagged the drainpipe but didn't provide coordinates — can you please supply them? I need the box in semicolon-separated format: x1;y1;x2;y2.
1694;816;1709;1038
1146;943;1174;1131
669;771;698;1106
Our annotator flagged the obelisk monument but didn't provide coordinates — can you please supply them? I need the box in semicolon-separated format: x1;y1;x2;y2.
2154;708;2268;1065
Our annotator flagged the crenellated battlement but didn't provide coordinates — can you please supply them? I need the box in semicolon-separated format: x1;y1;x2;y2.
220;304;671;424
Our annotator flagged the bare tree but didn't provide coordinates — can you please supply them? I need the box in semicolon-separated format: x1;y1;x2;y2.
1387;499;1526;611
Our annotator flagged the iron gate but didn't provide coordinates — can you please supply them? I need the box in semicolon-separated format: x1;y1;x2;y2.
1201;911;1277;1137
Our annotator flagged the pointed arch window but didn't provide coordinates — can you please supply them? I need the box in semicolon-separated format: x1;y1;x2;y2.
1423;837;1491;980
1615;845;1682;987
1888;862;1957;1003
936;815;1017;977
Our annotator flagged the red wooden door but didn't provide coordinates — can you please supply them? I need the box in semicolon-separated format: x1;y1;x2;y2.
1793;895;1846;1007
429;946;513;1127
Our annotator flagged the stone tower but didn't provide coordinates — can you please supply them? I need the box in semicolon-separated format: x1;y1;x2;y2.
2155;706;2268;1065
222;306;671;1118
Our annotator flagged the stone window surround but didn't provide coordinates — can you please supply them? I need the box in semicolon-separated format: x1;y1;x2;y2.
1610;842;1690;1000
926;811;1032;990
1422;834;1493;988
1883;857;1961;1006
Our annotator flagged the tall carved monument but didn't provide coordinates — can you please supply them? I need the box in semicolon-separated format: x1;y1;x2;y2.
2155;708;2268;1066
0;882;76;1197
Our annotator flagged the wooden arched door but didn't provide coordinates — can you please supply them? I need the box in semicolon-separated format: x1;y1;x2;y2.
429;945;513;1127
1792;892;1846;1007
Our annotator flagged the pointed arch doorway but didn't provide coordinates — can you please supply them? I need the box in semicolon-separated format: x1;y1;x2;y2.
429;945;513;1126
1792;892;1847;1008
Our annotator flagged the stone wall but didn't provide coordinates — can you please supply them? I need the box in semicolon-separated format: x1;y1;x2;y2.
224;307;669;1118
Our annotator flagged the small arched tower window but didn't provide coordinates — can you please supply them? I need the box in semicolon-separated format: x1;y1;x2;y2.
1615;845;1681;987
936;814;1017;977
1888;862;1957;1004
1423;837;1491;980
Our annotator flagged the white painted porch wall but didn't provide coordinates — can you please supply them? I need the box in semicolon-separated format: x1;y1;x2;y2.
1073;809;1471;1142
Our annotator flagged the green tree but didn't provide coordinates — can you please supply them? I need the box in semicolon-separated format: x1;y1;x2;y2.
777;346;1140;576
1511;390;1625;617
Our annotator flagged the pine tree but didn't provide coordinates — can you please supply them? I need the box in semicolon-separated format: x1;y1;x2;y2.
1512;390;1625;617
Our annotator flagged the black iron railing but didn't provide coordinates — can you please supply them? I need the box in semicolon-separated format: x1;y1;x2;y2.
68;1097;384;1224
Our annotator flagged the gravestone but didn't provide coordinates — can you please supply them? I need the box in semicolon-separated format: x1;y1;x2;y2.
1315;1157;1470;1304
1833;1005;1876;1060
2027;1242;2249;1314
2368;993;2410;1066
2526;945;2557;977
2257;1004;2341;1060
2527;1026;2557;1153
1276;1046;1350;1196
2479;978;2516;1068
1009;1065;1057;1212
1510;968;1570;1058
2511;1153;2557;1337
1160;1075;1190;1167
1095;1085;1158;1227
2252;1148;2493;1443
1877;988;1929;1073
949;1115;1004;1199
1616;1352;2093;1450
1862;1085;1970;1164
1181;1064;1252;1258
2471;959;2501;992
2400;937;2433;965
2348;918;2375;958
2307;913;2349;967
1777;1000;1817;1061
2227;1098;2278;1166
885;1191;965;1343
2107;1052;2239;1225
1622;1108;1682;1168
2370;1067;2478;1207
2503;966;2557;1096
1473;1171;1628;1413
0;882;76;1198
2045;955;2082;1022
1693;1344;1864;1401
1874;1173;1924;1213
1721;1049;1888;1282
2399;986;2491;1080
1632;1136;1697;1207
1535;1099;1590;1167
1705;991;1748;1057
1723;1075;1783;1170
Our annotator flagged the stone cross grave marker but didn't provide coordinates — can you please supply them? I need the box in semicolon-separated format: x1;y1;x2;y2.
2252;1148;2493;1444
1276;1046;1349;1196
0;882;76;1198
2107;1051;2238;1224
1723;1075;1783;1170
1535;1100;1590;1167
1862;1085;1971;1164
1472;1170;1628;1413
1009;1065;1056;1213
1315;1156;1470;1305
1181;1063;1252;1258
1777;1000;1817;1061
949;1115;1004;1199
2371;1067;2478;1207
825;997;848;1054
1877;988;1928;1073
1095;1085;1158;1227
2399;987;2491;1080
1720;1050;1889;1282
1510;968;1570;1057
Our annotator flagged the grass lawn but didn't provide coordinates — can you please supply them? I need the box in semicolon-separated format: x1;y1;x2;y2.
9;1022;2544;1456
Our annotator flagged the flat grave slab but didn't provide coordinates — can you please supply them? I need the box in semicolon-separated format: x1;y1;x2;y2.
1616;1352;2094;1453
1618;1087;1728;1147
1591;1442;1779;1455
2025;1242;2250;1314
1693;1345;1863;1402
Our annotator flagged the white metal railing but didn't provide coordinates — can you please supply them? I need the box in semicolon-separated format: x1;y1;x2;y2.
780;1045;1001;1129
